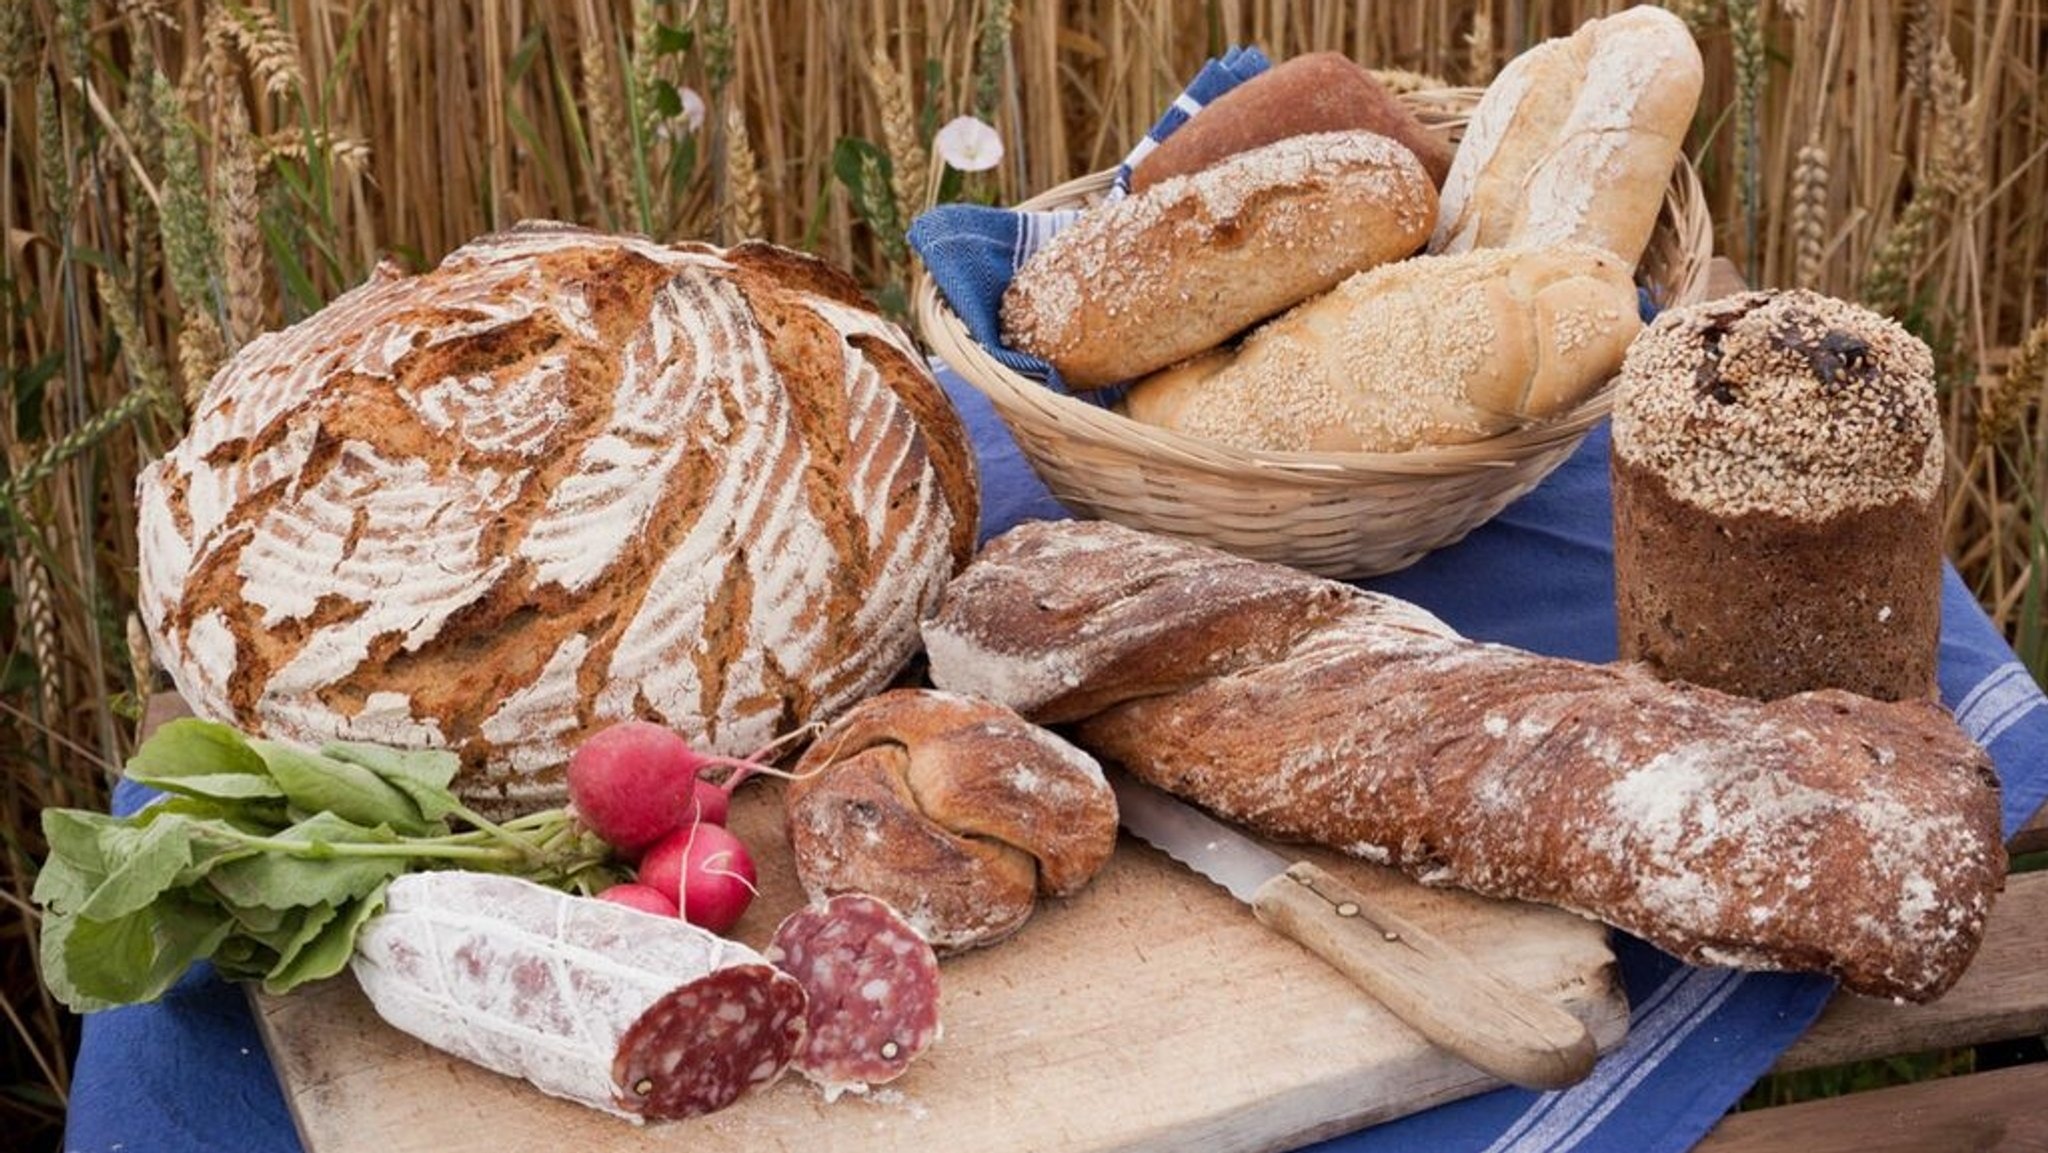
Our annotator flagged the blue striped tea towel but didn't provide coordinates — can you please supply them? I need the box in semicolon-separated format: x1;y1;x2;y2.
905;46;1270;393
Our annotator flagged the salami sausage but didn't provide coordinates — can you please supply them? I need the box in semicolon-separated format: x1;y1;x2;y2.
351;871;805;1122
766;893;943;1098
612;965;809;1120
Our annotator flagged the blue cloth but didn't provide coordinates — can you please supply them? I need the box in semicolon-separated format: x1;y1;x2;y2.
906;46;1270;394
62;365;2048;1153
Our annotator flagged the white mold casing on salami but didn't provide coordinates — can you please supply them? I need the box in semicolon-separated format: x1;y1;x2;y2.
350;871;805;1122
135;223;978;814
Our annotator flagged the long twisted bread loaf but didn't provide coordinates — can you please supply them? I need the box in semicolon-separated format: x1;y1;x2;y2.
921;519;2005;1002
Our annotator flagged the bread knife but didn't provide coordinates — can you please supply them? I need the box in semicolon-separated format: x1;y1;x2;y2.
1107;768;1596;1090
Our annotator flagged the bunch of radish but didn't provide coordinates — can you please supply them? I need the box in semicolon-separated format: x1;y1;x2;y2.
566;720;783;934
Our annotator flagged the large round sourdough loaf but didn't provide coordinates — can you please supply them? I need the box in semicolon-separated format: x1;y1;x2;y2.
137;222;979;814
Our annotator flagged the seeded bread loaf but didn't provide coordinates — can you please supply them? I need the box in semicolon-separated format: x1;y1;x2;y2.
1611;289;1944;701
1121;243;1642;453
782;689;1119;953
1000;130;1436;388
1129;53;1453;191
1430;5;1702;265
922;519;2006;1003
137;223;979;815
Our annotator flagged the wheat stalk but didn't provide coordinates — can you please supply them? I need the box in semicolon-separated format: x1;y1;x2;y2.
1464;10;1494;82
1668;0;1722;33
972;0;1014;124
118;20;165;289
723;97;764;242
1791;141;1829;290
578;7;637;223
1925;30;1982;202
154;73;216;319
261;130;371;177
1863;191;1936;320
629;0;663;143
1;384;168;512
869;49;930;230
0;0;40;87
215;96;266;349
125;612;157;721
1980;317;2048;445
115;0;177;30
216;4;304;99
93;266;171;405
17;555;60;721
177;316;227;405
1728;0;1765;279
1368;68;1450;95
1904;0;1935;102
56;0;86;83
701;0;735;97
36;73;71;232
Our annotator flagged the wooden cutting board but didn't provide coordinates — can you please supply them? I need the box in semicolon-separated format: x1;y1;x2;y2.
254;784;1628;1153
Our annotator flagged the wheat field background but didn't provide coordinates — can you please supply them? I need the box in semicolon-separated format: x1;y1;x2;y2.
2;1;2045;1147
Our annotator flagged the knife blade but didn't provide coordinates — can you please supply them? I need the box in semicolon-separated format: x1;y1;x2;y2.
1107;768;1596;1091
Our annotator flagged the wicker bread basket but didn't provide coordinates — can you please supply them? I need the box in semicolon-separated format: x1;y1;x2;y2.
914;86;1714;578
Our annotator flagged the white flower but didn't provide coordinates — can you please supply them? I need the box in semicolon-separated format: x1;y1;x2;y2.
677;86;707;134
934;116;1003;173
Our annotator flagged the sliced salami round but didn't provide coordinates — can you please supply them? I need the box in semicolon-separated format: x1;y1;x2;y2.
612;964;809;1120
766;893;943;1097
351;871;803;1124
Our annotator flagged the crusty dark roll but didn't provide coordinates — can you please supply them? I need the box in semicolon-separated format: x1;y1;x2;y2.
782;688;1119;953
921;519;2006;1003
1130;52;1453;191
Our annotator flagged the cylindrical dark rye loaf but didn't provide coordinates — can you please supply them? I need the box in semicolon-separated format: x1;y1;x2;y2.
1610;289;1944;702
921;519;2005;1003
136;223;978;814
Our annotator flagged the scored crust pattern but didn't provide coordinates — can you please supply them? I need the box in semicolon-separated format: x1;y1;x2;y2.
138;222;978;813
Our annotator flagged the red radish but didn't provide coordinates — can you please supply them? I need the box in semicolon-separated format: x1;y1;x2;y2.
688;777;731;827
566;721;775;857
638;823;759;934
595;882;681;918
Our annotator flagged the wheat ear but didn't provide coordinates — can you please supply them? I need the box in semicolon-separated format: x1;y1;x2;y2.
869;49;930;230
1979;318;2048;445
723;99;764;243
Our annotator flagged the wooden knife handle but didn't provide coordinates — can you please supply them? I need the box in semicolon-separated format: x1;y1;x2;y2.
1250;861;1597;1091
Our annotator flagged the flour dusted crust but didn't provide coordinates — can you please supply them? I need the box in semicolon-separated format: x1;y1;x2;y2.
782;689;1119;953
1122;243;1642;453
923;519;2006;1003
1000;130;1436;388
1430;5;1702;264
137;222;978;814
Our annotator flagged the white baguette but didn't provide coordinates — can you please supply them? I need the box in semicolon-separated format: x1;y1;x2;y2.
1430;5;1703;264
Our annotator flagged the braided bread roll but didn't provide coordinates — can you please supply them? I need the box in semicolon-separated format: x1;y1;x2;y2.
921;519;2005;1003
